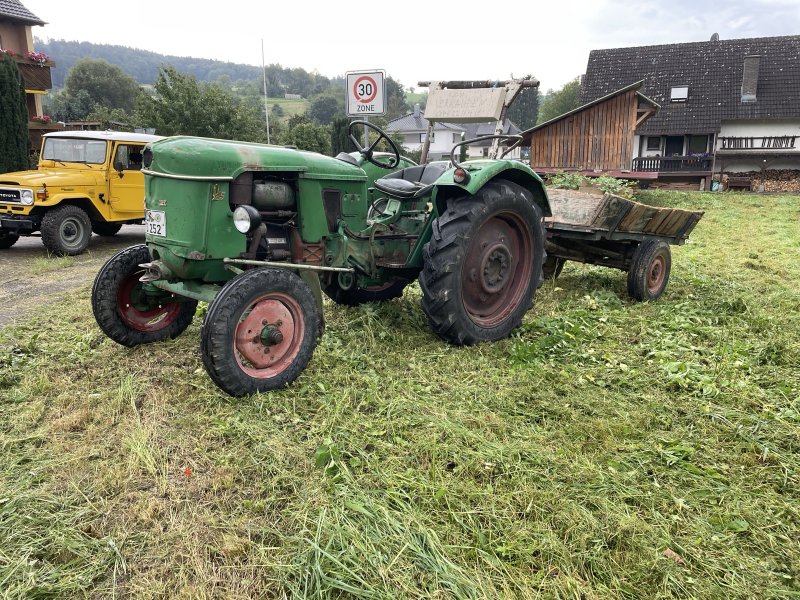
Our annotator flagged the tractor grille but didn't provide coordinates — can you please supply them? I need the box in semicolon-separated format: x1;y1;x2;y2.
0;188;22;204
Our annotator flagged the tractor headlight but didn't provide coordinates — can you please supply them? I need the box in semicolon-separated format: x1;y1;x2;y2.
233;205;261;234
20;189;34;205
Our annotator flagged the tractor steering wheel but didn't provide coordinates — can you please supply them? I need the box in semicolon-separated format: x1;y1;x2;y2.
348;120;400;169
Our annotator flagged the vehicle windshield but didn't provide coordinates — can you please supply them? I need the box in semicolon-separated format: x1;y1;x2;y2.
42;138;108;164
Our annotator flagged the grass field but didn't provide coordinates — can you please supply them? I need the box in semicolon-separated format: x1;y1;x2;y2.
1;192;798;598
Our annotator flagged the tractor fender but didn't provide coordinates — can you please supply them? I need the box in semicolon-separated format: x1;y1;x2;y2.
432;161;551;217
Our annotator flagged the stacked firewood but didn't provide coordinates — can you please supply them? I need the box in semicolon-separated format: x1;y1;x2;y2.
724;170;800;193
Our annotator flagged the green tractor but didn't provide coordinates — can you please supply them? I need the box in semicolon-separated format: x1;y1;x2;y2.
92;120;550;396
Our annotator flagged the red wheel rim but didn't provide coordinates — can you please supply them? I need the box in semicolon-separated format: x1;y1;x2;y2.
234;292;305;379
117;273;183;332
647;255;666;294
461;211;533;327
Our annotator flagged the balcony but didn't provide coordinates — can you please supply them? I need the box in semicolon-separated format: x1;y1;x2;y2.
12;55;55;91
632;155;713;173
718;136;797;151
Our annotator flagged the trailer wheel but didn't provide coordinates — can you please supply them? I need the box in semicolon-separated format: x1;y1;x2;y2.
41;205;92;255
322;277;408;306
419;180;545;345
0;232;19;249
627;240;671;301
201;268;321;397
92;244;197;346
92;221;123;237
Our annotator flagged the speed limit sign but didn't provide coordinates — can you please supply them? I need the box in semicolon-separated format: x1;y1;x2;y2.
346;70;386;116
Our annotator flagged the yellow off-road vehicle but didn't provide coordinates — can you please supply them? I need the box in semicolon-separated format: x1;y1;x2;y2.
0;130;161;255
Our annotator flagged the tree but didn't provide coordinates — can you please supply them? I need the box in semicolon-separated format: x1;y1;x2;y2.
0;53;31;173
508;82;542;130
281;122;331;155
330;117;351;155
65;59;141;112
46;88;97;122
537;77;582;125
384;77;409;120
309;95;342;125
136;67;266;141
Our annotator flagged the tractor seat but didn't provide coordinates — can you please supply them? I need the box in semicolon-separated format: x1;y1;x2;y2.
374;162;449;198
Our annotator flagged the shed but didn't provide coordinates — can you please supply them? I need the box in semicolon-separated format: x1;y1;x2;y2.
521;81;659;177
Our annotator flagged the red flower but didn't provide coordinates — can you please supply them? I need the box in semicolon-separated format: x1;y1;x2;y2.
184;468;193;476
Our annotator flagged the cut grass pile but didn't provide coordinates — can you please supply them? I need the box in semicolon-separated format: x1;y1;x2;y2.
1;192;798;598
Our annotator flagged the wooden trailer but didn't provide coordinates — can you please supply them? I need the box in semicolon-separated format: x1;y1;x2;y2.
542;191;704;300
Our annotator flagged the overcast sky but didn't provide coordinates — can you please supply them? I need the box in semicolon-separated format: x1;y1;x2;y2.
21;0;800;93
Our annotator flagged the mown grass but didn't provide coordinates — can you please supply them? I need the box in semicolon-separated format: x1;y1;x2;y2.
1;192;798;599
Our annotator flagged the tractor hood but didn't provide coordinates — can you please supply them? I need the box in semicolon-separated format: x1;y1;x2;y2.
147;136;368;182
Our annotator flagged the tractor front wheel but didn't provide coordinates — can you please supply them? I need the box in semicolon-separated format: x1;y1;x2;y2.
419;180;545;345
201;268;321;397
92;244;197;346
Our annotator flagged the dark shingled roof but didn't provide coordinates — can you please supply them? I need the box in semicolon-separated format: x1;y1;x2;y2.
0;0;45;25
581;35;800;135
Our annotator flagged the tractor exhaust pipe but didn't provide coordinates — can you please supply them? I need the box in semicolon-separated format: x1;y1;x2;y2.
139;261;173;282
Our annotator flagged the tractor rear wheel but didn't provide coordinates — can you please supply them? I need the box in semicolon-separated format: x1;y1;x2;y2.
201;268;321;397
627;240;671;301
322;277;408;306
0;232;19;249
419;180;545;345
92;244;197;346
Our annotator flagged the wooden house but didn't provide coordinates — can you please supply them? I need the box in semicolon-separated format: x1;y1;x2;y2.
0;0;59;149
521;81;659;178
580;35;800;191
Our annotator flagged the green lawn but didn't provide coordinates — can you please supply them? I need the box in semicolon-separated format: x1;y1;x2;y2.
1;192;798;598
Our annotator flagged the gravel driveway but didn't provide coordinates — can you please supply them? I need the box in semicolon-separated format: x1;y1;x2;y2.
0;225;145;328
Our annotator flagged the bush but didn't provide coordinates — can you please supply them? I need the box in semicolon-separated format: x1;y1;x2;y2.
548;171;586;190
594;176;635;198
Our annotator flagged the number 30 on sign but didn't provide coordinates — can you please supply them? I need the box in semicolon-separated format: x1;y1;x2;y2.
346;70;386;117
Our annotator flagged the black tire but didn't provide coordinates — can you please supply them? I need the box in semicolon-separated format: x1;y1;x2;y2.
92;221;123;237
419;180;545;345
627;240;671;301
542;256;566;280
41;205;92;255
0;232;19;249
92;244;197;347
201;268;321;397
322;277;408;306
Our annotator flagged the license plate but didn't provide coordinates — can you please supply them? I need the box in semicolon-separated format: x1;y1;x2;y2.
145;209;166;237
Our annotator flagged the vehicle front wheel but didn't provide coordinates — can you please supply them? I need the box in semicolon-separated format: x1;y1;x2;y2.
201;268;321;397
92;221;123;237
0;232;19;249
419;180;545;345
627;240;671;301
541;256;566;281
92;244;197;346
41;205;92;255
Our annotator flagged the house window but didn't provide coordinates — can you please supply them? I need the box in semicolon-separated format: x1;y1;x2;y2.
687;135;708;155
420;132;435;143
453;132;462;144
670;86;689;102
646;137;661;152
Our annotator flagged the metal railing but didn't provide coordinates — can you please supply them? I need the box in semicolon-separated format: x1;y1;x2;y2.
718;136;797;150
632;155;713;172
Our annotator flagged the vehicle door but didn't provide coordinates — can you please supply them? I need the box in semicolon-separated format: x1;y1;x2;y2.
108;143;147;216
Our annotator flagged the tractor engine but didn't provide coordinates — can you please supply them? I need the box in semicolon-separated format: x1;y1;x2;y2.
231;172;297;262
